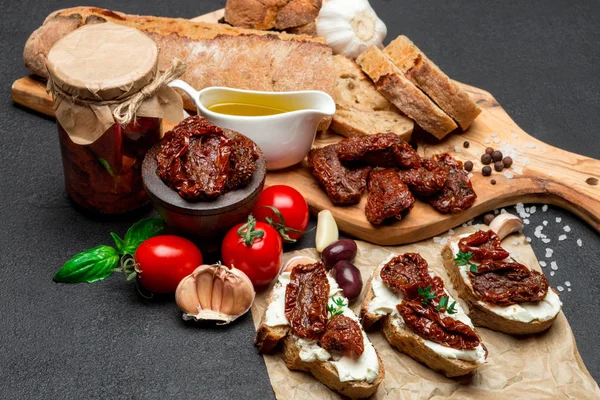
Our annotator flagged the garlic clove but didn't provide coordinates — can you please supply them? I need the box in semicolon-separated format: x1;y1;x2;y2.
175;274;200;315
316;210;339;252
175;264;256;325
488;213;524;241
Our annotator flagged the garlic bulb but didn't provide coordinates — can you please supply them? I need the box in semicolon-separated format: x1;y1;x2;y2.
175;264;255;325
316;0;387;59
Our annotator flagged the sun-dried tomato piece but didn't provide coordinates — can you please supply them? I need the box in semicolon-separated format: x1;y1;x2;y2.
307;144;371;205
320;315;364;356
225;132;260;191
380;253;443;299
284;262;330;340
398;158;449;197
365;169;415;225
470;260;549;305
425;153;476;213
337;132;421;169
458;230;509;262
397;300;480;350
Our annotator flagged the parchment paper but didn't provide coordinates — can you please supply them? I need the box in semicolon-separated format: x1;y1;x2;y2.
250;225;600;399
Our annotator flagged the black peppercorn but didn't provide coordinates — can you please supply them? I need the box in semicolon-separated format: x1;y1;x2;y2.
481;154;492;165
494;161;504;172
463;141;470;148
464;160;474;172
482;166;492;176
492;150;503;162
503;156;513;168
491;179;497;185
483;213;495;225
485;147;494;155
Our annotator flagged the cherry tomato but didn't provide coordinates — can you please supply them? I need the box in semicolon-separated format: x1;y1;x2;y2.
221;216;283;287
252;185;309;241
135;235;203;294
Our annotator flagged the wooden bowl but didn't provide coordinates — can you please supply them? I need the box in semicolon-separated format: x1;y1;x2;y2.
142;144;266;251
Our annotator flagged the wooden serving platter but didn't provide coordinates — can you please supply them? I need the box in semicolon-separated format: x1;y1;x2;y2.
12;9;600;245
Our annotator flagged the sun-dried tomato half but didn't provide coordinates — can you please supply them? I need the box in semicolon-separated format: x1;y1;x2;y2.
320;315;364;356
470;260;549;305
380;253;443;299
397;300;480;350
284;262;330;340
458;230;509;262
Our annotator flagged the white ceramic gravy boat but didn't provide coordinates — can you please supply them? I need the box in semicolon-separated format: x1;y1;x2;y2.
169;80;336;170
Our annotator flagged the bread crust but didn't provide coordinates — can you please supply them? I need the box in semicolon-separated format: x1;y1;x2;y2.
360;263;486;377
332;55;414;140
441;244;558;335
224;0;321;30
384;36;481;130
255;272;384;399
356;46;457;139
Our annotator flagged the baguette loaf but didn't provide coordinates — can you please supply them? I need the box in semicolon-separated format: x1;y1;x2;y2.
356;46;458;139
331;55;413;140
23;7;334;130
360;255;487;378
224;0;321;30
384;36;481;130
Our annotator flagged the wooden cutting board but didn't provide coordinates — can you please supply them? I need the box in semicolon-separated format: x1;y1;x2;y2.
12;9;600;245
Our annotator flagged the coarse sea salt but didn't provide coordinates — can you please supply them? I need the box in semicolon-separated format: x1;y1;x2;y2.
447;229;454;236
550;271;555;277
454;146;462;153
556;217;562;223
542;205;548;212
543;220;548;226
512;238;520;245
568;288;572;292
526;237;532;243
557;286;564;292
558;235;567;241
504;171;514;179
512;166;523;175
542;238;551;244
493;138;500;144
539;261;547;267
565;281;571;287
433;237;442;244
439;237;449;246
545;248;553;258
523;218;530;225
577;238;583;247
564;225;571;232
484;138;490;144
501;209;507;214
530;206;537;214
551;261;558;270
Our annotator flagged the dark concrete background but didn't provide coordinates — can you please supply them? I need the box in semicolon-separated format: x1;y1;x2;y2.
1;1;599;398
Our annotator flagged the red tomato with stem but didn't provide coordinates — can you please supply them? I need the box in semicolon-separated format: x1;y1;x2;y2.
252;185;309;242
221;215;283;287
135;235;203;294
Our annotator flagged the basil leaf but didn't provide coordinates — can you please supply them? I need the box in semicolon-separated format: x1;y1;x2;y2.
54;245;119;283
122;218;164;255
110;232;125;254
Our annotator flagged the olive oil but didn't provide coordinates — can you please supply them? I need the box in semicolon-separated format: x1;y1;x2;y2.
207;102;289;117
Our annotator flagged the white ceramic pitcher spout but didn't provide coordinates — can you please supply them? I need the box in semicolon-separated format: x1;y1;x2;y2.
169;80;336;170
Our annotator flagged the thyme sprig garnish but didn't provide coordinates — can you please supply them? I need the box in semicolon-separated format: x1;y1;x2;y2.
436;295;458;315
327;297;346;319
417;285;437;305
454;251;478;273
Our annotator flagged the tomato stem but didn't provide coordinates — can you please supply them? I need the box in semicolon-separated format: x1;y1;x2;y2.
262;205;308;243
237;215;265;246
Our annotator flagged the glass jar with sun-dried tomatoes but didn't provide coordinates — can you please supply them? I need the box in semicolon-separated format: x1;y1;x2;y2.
46;23;184;214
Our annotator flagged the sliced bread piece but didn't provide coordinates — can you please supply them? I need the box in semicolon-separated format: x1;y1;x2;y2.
441;230;562;335
360;254;488;378
356;46;458;139
384;36;481;130
332;55;413;140
255;261;384;399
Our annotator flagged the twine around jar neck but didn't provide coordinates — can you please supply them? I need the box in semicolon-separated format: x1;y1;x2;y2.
47;60;187;126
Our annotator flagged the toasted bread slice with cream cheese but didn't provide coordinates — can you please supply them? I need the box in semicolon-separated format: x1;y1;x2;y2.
255;259;384;399
360;254;488;378
441;229;562;335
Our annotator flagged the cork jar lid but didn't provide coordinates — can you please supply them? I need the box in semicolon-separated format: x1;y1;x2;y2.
46;23;158;101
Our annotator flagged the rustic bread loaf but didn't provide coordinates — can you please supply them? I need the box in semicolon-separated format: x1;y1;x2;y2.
224;0;321;30
384;36;481;130
356;46;458;139
331;55;413;140
24;7;334;130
